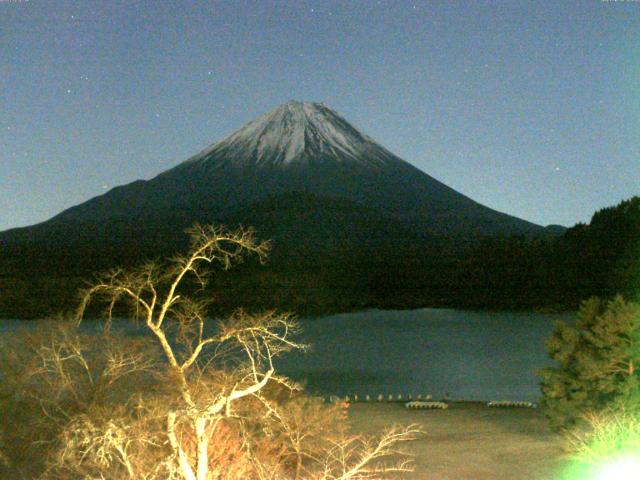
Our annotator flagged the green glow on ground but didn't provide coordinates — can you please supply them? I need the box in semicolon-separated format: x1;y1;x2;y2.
594;457;640;480
560;455;640;480
557;409;640;480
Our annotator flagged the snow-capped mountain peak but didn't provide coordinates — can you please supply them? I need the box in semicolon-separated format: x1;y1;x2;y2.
2;100;547;249
187;101;398;168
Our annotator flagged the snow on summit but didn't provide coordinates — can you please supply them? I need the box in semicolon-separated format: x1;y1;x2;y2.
188;101;399;169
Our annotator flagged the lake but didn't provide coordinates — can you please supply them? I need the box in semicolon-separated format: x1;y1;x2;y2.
0;308;573;403
275;308;574;402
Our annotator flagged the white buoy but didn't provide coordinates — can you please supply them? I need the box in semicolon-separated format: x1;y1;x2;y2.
405;401;448;410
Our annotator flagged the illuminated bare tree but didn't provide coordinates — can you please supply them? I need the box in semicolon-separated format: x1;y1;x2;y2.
316;424;420;480
245;399;421;480
74;224;308;480
1;224;423;480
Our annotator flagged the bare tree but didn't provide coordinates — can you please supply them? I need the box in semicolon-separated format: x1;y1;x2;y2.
0;319;160;480
74;224;309;480
245;399;421;480
2;224;421;480
317;424;420;480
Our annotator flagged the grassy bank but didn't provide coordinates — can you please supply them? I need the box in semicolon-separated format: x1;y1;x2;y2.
347;401;567;480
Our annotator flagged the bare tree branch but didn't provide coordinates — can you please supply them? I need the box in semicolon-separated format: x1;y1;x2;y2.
10;224;419;480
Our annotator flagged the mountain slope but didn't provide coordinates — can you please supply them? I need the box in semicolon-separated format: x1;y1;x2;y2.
0;100;566;318
2;101;546;246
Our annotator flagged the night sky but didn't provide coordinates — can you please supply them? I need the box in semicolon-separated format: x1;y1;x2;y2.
2;0;638;231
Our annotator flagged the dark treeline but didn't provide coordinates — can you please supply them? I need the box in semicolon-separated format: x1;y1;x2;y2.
442;196;639;310
484;196;638;307
203;196;640;315
1;196;638;319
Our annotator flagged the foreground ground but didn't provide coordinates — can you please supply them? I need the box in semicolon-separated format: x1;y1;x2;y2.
347;402;567;480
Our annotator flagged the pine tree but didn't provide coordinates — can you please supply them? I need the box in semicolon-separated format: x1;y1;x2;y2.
539;296;640;428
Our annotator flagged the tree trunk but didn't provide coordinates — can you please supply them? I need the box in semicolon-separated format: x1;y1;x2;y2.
167;412;197;480
195;416;209;480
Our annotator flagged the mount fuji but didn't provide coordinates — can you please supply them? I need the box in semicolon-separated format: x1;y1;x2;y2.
3;101;547;244
0;101;561;317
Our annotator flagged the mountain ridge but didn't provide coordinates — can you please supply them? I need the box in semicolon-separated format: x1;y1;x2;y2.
0;100;574;318
0;100;552;241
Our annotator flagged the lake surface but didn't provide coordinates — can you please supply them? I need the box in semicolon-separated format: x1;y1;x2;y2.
275;309;574;402
1;308;573;402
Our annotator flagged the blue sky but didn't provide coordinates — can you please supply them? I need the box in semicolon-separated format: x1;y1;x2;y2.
1;0;638;230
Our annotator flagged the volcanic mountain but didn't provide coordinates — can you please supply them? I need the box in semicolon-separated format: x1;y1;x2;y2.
3;101;547;247
0;101;562;317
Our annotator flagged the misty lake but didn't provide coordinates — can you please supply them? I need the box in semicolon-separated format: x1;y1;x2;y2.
1;308;573;403
276;309;574;402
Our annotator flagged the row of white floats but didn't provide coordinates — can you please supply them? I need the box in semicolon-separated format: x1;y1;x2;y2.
327;394;437;403
326;395;537;409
